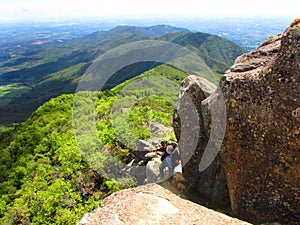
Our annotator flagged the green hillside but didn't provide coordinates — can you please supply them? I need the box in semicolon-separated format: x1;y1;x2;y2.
167;32;247;73
0;65;186;224
0;25;246;125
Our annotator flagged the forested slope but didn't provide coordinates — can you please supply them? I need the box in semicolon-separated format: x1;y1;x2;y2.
0;65;186;224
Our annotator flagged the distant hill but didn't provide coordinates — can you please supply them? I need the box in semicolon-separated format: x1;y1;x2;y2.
169;32;247;73
76;25;189;49
0;25;246;124
104;24;189;37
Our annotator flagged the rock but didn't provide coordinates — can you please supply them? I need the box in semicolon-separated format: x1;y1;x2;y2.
174;19;300;224
144;152;157;159
145;157;161;183
77;184;251;225
149;122;171;139
134;140;154;164
128;166;146;185
128;140;161;184
150;139;159;147
170;173;187;192
173;75;217;142
218;19;300;224
173;75;230;207
122;120;174;185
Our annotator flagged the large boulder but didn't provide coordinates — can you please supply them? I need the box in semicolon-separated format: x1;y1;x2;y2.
77;184;250;225
174;19;300;224
173;75;230;207
218;19;300;224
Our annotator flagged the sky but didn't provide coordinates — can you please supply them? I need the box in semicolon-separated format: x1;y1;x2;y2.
0;0;298;23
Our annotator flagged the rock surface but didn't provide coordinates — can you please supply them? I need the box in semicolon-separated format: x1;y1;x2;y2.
134;139;154;164
125;137;182;185
173;75;230;207
173;19;300;224
219;19;300;225
77;183;251;225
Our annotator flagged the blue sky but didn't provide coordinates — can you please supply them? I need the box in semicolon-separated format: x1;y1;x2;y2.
0;0;298;23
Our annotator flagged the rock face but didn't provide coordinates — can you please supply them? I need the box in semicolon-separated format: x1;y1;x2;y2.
173;75;230;207
77;183;250;225
173;19;300;224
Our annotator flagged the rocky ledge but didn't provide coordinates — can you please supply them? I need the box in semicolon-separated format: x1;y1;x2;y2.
77;183;250;225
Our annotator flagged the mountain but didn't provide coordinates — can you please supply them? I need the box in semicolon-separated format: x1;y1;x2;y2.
0;25;246;124
170;32;246;73
87;24;189;38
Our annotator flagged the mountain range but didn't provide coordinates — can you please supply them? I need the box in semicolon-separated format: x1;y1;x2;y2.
0;25;246;124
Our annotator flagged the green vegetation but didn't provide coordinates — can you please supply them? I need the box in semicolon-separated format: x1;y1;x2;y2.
0;84;31;105
0;65;187;224
170;32;247;74
0;25;246;223
0;25;246;125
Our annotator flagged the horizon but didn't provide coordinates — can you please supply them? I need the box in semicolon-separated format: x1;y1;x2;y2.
0;0;298;24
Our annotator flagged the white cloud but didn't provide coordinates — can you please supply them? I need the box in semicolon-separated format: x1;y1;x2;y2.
0;0;298;23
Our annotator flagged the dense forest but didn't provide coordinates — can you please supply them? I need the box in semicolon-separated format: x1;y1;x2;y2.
0;65;186;224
